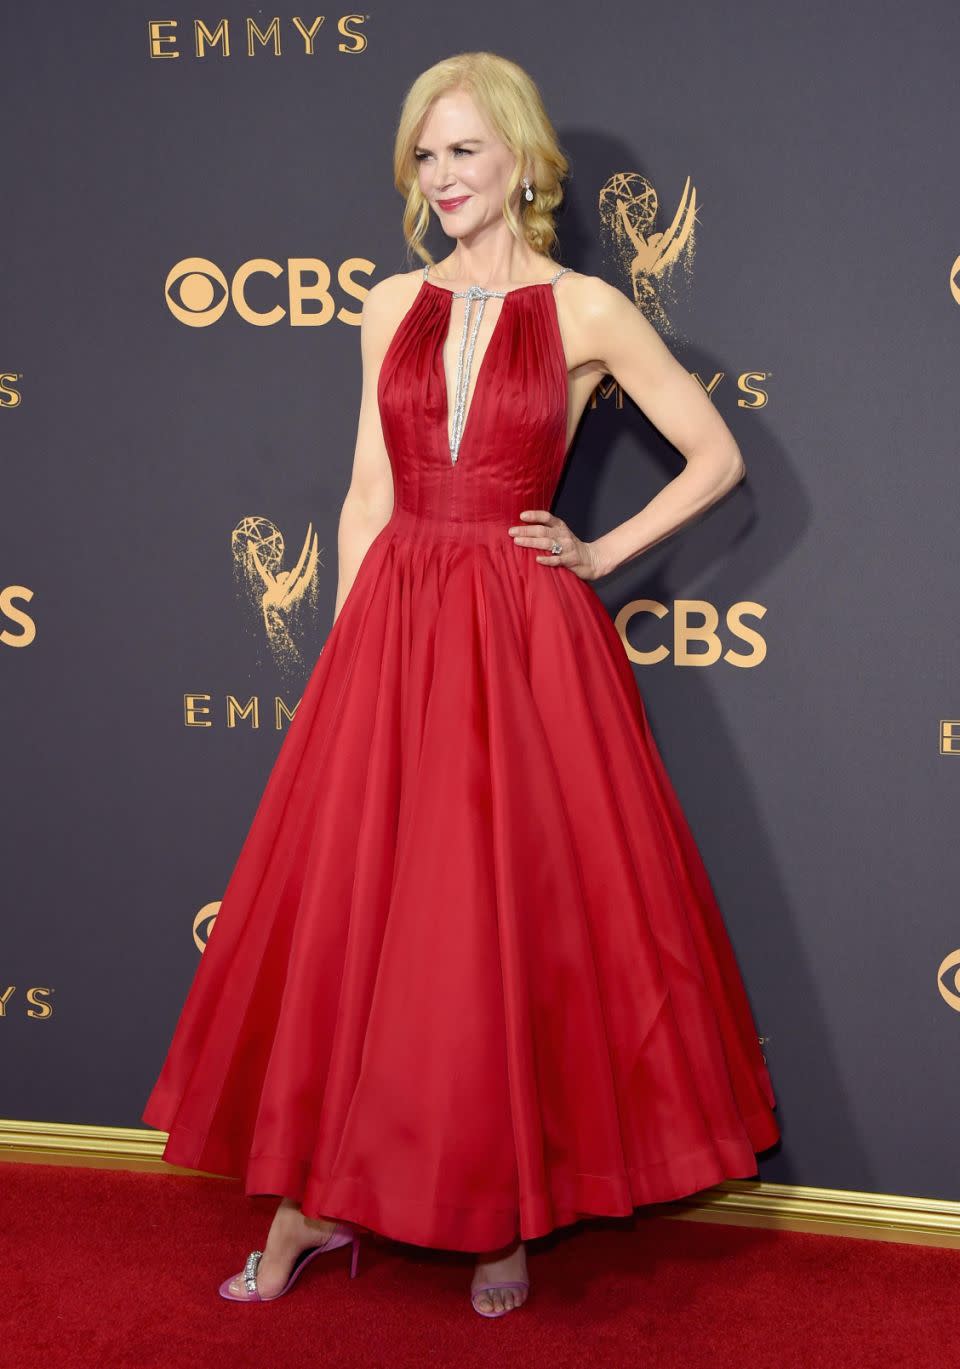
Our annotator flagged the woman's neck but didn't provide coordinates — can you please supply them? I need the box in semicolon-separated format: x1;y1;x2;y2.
432;247;551;288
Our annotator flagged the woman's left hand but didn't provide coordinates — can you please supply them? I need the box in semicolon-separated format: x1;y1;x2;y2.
507;510;605;582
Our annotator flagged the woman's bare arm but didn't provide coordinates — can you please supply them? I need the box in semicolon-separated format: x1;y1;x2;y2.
570;277;746;578
331;277;405;625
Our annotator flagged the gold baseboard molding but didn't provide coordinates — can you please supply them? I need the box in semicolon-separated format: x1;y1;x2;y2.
2;1117;957;1250
0;1117;230;1181
651;1182;960;1250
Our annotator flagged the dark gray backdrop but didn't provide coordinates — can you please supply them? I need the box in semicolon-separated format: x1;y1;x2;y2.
3;1;958;1203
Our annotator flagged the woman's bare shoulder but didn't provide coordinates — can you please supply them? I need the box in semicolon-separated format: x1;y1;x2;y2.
556;269;627;313
364;267;424;311
360;269;425;348
552;271;641;376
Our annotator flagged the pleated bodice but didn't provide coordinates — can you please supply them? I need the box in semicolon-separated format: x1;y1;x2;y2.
376;270;571;543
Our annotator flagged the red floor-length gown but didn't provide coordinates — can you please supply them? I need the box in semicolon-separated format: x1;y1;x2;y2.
142;261;780;1252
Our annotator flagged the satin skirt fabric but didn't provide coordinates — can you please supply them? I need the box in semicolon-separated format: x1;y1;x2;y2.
142;509;779;1252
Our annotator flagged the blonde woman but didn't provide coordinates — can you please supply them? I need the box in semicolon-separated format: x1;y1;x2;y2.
143;50;779;1319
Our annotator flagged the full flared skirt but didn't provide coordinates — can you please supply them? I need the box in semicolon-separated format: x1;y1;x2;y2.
142;514;779;1252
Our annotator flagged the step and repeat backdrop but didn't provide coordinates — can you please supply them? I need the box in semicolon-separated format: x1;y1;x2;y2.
3;3;959;1204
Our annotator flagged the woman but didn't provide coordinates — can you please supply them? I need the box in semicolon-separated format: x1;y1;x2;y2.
142;50;779;1319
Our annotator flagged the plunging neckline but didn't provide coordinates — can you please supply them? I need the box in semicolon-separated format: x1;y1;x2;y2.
421;278;558;462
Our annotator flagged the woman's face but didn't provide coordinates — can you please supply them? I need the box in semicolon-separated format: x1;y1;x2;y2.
414;89;524;238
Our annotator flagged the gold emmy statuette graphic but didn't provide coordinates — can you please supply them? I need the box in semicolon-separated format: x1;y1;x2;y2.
231;516;322;673
937;950;960;1011
193;902;221;953
598;172;698;334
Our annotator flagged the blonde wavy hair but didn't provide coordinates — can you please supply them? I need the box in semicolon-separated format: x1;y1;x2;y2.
392;51;569;266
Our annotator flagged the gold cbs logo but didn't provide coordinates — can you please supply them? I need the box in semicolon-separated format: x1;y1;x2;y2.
950;255;960;306
1;586;36;647
937;950;960;1011
616;599;766;666
165;257;371;327
193;902;221;952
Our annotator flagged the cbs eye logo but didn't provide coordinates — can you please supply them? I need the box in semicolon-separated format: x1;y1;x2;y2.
164;256;370;327
937;949;960;1011
165;258;230;326
193;901;221;952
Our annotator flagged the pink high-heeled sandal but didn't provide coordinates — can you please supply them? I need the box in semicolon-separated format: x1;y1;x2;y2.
470;1278;530;1318
218;1220;361;1301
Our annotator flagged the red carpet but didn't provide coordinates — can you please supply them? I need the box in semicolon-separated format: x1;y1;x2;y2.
3;1160;955;1368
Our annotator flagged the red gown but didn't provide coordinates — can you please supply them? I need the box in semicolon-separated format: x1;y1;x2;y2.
142;263;779;1252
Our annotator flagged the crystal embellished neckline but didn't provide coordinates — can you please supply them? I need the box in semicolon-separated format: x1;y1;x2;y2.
422;277;555;297
422;262;571;463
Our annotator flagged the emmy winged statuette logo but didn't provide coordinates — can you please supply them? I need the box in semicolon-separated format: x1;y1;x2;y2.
598;172;699;334
231;516;322;672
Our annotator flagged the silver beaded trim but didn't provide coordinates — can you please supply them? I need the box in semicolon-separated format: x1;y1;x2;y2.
243;1249;263;1295
423;263;571;465
448;283;505;464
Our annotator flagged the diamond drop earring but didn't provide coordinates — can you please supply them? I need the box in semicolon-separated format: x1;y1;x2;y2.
521;177;534;202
